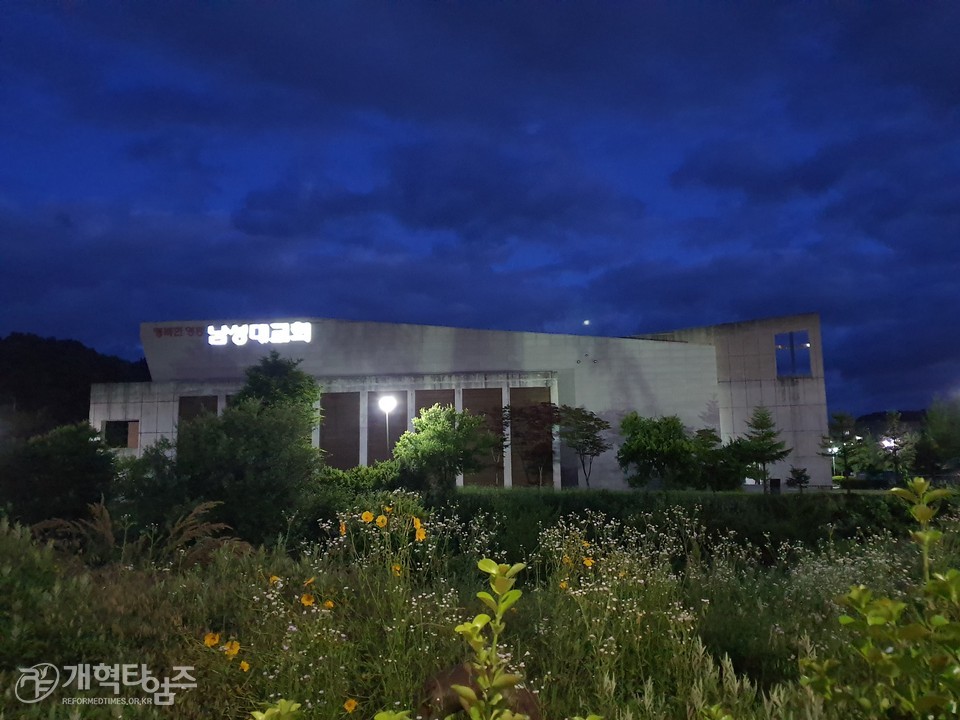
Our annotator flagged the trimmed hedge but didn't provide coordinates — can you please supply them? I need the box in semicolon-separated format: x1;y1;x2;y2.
444;487;912;557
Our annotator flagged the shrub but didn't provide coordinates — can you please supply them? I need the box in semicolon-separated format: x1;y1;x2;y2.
0;423;114;524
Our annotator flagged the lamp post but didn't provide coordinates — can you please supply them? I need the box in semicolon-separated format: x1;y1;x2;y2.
378;395;397;457
881;437;900;482
828;445;838;476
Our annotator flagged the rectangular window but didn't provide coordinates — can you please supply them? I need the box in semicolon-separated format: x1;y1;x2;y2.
178;395;219;423
775;330;812;377
103;420;139;449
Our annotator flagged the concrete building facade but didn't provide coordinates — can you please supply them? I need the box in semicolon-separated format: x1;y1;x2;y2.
89;313;831;490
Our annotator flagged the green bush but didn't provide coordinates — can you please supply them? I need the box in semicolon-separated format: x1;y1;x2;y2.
0;423;115;524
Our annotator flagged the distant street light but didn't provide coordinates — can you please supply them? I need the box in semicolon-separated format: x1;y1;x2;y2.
378;395;397;456
827;445;839;476
881;437;901;481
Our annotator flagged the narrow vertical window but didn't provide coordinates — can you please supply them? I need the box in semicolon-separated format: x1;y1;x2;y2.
774;330;812;377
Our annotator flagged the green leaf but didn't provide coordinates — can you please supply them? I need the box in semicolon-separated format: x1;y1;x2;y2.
478;558;499;575
472;613;491;629
476;591;498;612
889;487;918;504
499;589;522;613
898;622;930;641
911;505;936;524
924;488;953;503
838;614;855;625
490;673;522;690
452;684;478;704
916;694;950;712
505;562;526;578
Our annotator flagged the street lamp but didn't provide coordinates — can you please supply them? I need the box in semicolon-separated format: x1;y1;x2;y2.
378;395;397;456
827;445;839;476
881;437;901;482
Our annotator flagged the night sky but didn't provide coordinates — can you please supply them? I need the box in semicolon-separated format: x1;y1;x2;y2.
1;3;958;417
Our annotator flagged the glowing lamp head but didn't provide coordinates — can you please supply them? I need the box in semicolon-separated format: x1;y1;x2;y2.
378;395;397;414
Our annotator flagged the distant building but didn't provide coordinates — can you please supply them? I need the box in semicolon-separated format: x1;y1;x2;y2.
89;313;831;489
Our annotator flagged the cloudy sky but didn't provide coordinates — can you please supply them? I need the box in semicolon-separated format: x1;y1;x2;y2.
1;2;958;416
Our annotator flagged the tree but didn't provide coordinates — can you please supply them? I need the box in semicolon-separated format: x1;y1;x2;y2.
916;396;960;480
504;403;561;487
393;404;499;499
879;411;918;482
786;466;810;493
820;412;858;479
617;413;698;488
175;398;321;545
741;406;791;493
692;428;747;491
160;353;321;546
112;439;186;530
0;423;115;524
558;406;612;488
233;350;319;426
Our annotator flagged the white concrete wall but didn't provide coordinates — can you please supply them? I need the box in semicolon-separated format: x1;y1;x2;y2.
93;318;724;489
639;314;831;487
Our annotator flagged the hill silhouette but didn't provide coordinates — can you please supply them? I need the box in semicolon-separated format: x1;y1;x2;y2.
0;332;149;438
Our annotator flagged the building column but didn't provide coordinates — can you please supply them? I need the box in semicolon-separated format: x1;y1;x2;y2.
312;399;321;449
501;384;512;488
549;380;561;490
454;387;464;488
359;390;369;467
407;389;416;432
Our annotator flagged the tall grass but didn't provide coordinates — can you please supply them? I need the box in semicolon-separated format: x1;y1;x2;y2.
0;492;943;720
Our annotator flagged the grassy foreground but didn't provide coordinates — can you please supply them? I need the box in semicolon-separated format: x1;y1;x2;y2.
1;489;956;719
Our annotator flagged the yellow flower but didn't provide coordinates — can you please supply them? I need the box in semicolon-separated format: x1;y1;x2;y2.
562;555;572;566
239;660;250;672
581;540;591;548
559;580;568;590
203;632;220;648
376;514;388;528
415;527;427;542
339;520;347;536
303;576;315;587
324;599;336;609
222;640;240;658
412;516;422;530
269;575;281;585
583;557;594;568
301;593;315;607
384;505;393;514
361;511;374;523
392;563;402;577
343;699;358;714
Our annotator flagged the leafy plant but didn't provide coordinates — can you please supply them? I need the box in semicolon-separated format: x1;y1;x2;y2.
800;477;958;718
251;699;303;719
450;559;530;720
786;466;810;493
393;405;499;499
558;406;612;488
741;407;791;494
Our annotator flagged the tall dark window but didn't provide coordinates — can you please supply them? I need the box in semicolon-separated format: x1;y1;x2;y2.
178;395;219;423
774;330;812;377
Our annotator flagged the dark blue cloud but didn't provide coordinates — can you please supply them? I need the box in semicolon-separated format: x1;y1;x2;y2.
1;2;959;417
